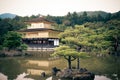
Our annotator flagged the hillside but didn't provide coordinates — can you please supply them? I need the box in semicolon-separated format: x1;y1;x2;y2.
0;13;16;19
77;11;109;17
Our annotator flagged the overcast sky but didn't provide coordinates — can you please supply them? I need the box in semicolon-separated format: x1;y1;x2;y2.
0;0;120;16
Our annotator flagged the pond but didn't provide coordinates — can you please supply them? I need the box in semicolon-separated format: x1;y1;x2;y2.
0;55;119;80
0;73;114;80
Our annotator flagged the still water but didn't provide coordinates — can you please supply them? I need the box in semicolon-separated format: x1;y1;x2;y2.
0;56;119;80
0;72;112;80
0;72;34;80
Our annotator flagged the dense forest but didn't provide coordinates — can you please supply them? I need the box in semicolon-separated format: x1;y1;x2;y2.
0;11;120;56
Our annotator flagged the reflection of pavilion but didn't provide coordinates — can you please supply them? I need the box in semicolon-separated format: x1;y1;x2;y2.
19;17;61;51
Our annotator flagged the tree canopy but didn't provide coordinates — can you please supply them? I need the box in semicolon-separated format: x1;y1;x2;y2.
52;23;120;69
52;45;89;69
0;16;28;51
0;11;119;56
3;31;27;51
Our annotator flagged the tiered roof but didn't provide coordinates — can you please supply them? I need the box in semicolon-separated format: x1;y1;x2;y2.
19;28;62;32
26;17;54;24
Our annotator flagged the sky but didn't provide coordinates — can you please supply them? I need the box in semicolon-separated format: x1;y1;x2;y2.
0;0;120;16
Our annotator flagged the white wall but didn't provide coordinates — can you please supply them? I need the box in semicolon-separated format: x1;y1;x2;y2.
54;39;59;46
48;39;59;46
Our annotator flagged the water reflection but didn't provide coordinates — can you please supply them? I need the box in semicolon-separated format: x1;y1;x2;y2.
15;72;34;80
0;56;119;80
0;72;114;80
46;75;112;80
0;72;34;80
0;73;7;80
46;76;52;80
94;75;111;80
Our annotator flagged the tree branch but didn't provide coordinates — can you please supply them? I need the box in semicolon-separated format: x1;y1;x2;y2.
71;57;76;61
64;56;69;60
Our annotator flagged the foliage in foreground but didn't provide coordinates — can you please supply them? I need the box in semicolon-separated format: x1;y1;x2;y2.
52;23;120;69
3;31;27;51
52;45;89;69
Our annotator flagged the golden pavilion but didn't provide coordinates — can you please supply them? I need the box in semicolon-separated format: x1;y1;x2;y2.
19;17;61;51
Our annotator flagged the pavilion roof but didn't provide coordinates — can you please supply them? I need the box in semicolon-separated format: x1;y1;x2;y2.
25;17;54;24
18;28;62;32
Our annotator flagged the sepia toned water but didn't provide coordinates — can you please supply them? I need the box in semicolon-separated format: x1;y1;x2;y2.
0;56;119;80
0;72;112;80
0;72;34;80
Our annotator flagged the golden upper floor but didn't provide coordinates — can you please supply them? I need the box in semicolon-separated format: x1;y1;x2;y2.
19;29;61;38
26;17;54;29
18;17;62;39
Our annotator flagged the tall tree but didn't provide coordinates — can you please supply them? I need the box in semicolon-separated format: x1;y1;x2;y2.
54;25;112;69
81;11;88;23
53;25;96;69
0;19;12;47
96;14;104;21
106;20;120;56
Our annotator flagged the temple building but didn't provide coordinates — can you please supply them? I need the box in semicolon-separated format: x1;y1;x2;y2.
19;17;61;51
